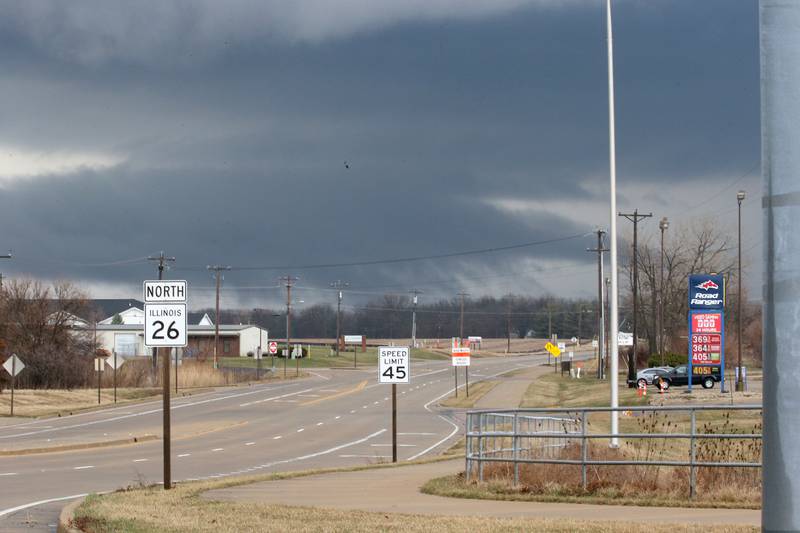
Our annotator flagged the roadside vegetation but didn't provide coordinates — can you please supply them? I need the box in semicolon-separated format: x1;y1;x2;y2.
70;462;757;533
438;380;499;408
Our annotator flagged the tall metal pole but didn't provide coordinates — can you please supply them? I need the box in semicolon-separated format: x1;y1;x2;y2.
659;217;669;362
736;191;745;391
281;276;298;378
391;383;397;463
458;292;468;340
606;0;620;447
10;355;15;416
113;350;117;403
762;2;800;527
95;322;100;404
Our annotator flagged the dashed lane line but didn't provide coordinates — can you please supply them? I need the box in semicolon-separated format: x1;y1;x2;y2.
73;466;94;470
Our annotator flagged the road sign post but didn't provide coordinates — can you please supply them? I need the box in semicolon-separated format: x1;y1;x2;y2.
451;339;471;398
268;341;278;372
379;346;409;463
3;354;24;416
345;335;362;368
106;351;125;404
144;280;188;491
94;356;104;404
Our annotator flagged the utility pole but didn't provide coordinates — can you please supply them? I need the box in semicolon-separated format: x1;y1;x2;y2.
147;252;176;370
0;252;12;289
331;280;349;357
659;217;669;362
281;276;299;378
458;292;469;340
618;209;652;386
506;298;512;353
587;230;608;379
409;289;422;348
736;191;746;391
207;265;231;369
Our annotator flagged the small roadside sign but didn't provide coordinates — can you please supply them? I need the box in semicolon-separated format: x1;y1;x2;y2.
618;332;634;347
94;357;105;372
571;336;578;343
545;342;561;357
144;280;187;302
344;335;363;344
451;347;471;367
379;346;409;383
106;353;126;370
557;342;566;352
2;354;24;377
592;339;599;348
268;341;278;354
144;303;187;347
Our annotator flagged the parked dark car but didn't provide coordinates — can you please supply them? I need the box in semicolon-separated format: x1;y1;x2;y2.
653;365;720;390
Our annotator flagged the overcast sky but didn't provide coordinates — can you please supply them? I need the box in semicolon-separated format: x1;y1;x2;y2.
0;0;760;310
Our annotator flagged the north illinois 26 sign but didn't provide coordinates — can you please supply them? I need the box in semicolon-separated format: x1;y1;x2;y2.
379;346;409;384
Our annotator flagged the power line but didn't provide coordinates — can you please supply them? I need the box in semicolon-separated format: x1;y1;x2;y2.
174;232;588;272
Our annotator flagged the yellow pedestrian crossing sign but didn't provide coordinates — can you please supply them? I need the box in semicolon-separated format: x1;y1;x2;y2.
545;342;561;357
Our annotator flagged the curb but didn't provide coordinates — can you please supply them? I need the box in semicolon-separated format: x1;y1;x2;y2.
0;434;158;457
57;497;85;533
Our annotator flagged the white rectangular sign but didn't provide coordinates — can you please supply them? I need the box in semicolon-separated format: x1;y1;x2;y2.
379;346;409;384
618;332;634;347
94;357;105;372
451;347;471;367
2;354;24;377
106;353;126;370
144;303;187;348
143;280;187;303
344;335;363;344
557;342;566;352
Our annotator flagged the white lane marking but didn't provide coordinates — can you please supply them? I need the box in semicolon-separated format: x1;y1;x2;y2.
370;444;416;447
373;401;379;405
297;394;320;398
407;362;540;461
239;388;314;407
296;428;305;433
383;397;389;401
339;454;391;458
350;410;356;414
178;453;191;458
319;389;339;393
0;473;18;477
398;432;436;436
73;466;94;470
334;416;341;420
245;442;255;446
274;400;299;403
133;459;148;463
273;436;282;440
176;430;387;483
309;371;331;381
0;493;89;519
212;448;224;452
362;405;368;409
0;382;301;440
316;422;324;426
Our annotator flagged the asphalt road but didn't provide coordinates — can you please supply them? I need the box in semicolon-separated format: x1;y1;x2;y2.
0;352;587;532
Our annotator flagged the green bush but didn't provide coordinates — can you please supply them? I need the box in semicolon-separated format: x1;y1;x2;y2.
647;352;687;368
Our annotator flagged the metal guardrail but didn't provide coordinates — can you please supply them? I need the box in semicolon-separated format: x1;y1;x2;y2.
465;404;762;498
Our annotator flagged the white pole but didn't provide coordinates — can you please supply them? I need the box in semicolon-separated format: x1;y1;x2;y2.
606;0;620;448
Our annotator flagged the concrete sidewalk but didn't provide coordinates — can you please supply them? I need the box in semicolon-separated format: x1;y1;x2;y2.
204;458;759;527
474;364;548;409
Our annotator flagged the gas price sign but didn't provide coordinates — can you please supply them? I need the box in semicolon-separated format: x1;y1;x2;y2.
691;333;722;365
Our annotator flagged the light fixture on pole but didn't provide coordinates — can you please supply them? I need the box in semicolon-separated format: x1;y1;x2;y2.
736;190;745;391
659;217;669;364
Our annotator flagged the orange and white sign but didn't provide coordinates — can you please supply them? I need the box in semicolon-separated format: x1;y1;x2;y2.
451;339;471;367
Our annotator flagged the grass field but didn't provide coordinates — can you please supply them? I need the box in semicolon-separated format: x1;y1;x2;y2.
0;387;163;418
519;369;647;408
438;380;499;408
71;462;757;533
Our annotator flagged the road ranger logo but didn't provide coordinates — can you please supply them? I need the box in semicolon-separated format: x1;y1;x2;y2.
695;280;719;291
688;274;724;310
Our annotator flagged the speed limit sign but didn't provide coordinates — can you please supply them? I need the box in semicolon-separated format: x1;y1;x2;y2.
379;346;409;384
144;280;187;348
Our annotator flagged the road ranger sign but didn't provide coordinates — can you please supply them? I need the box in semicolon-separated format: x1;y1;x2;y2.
379;346;409;383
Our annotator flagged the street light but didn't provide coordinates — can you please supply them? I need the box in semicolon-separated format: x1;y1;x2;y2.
659;217;669;364
736;190;746;391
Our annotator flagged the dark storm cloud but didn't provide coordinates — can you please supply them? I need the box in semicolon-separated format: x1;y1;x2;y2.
0;0;761;306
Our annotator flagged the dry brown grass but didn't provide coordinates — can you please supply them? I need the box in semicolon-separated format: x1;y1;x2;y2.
438;380;499;408
73;463;758;533
0;387;161;418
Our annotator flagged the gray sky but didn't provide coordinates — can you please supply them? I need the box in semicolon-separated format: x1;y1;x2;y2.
0;0;761;309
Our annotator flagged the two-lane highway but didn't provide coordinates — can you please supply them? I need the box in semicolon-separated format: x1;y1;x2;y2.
0;353;570;531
